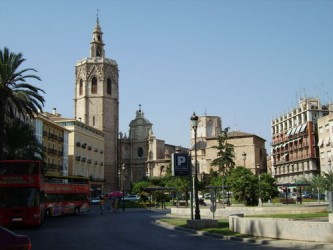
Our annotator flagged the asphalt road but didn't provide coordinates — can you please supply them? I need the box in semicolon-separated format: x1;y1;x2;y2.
12;206;300;250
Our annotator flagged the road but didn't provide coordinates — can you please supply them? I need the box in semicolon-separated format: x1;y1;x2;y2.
13;206;297;250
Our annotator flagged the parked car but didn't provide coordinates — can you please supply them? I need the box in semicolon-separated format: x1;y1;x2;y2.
90;197;100;205
0;227;31;250
302;192;313;198
123;195;140;201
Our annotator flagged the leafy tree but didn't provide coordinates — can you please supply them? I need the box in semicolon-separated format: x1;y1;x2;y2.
311;174;326;203
210;127;235;176
164;176;191;205
131;180;152;195
323;172;333;191
3;119;43;160
0;47;45;160
226;167;258;206
258;173;279;202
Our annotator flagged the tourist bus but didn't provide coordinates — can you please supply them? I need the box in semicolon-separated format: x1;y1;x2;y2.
44;175;90;217
0;160;91;227
0;160;45;227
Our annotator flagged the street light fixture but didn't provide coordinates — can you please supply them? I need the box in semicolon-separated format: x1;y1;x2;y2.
242;152;247;167
328;158;332;212
122;163;126;211
257;164;262;207
191;112;200;220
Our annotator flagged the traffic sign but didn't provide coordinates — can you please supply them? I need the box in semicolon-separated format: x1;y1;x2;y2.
171;153;190;177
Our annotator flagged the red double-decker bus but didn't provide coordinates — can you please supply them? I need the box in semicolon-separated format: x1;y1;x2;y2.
0;160;91;227
44;175;90;217
0;160;45;227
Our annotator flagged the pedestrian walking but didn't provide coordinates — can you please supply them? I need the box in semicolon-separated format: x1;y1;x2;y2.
99;196;105;215
111;198;119;213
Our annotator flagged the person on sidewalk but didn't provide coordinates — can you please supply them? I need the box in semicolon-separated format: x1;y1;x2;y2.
99;196;105;215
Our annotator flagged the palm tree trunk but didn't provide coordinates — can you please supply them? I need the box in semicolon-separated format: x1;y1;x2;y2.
0;97;5;160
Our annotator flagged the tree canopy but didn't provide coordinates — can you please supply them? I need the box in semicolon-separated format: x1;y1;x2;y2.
3;119;43;160
210;127;235;176
0;47;45;159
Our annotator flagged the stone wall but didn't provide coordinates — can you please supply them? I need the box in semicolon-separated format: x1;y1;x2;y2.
229;215;333;243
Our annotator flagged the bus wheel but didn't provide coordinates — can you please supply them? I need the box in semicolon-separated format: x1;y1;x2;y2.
74;207;80;216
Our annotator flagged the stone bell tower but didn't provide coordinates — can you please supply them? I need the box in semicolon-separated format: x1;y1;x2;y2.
74;16;119;191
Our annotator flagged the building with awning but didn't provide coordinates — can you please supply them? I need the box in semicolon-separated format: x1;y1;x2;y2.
271;97;333;184
317;113;333;174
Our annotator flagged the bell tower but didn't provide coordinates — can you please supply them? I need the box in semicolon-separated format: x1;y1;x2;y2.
74;16;119;191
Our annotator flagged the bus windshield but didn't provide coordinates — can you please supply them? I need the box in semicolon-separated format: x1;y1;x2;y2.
0;187;39;208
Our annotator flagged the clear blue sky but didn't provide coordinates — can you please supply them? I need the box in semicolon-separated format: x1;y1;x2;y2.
1;0;332;150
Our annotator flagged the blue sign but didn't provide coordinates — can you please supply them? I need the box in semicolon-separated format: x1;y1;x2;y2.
172;153;190;177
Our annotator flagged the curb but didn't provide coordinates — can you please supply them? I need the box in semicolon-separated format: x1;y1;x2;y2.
154;220;333;249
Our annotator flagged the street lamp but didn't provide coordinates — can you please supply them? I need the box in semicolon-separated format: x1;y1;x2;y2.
257;164;262;207
191;112;200;220
328;158;333;212
242;152;247;167
122;163;126;211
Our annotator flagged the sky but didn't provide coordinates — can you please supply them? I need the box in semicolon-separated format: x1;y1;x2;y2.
1;0;333;151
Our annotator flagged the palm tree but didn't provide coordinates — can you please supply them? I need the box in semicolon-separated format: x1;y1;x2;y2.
0;47;45;160
3;119;43;160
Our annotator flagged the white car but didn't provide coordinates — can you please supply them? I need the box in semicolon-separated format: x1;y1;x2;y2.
123;195;140;201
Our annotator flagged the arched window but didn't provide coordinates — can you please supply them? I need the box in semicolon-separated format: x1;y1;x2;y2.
207;120;214;137
107;78;112;95
91;77;97;94
138;147;143;158
79;79;83;95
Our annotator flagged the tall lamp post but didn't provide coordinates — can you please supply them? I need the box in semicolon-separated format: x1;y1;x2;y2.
242;152;247;167
191;112;200;220
122;163;126;211
257;164;262;207
329;158;332;192
328;158;332;212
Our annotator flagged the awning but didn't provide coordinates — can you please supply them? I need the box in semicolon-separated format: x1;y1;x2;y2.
282;153;289;159
295;125;302;134
300;123;307;133
326;137;331;146
286;129;292;137
290;127;297;136
318;138;323;147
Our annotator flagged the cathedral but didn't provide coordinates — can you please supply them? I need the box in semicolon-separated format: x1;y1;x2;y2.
71;17;267;193
74;18;119;191
73;18;185;192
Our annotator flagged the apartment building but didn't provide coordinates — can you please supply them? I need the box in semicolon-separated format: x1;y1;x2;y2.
318;113;333;174
271;97;332;184
46;110;105;193
34;113;69;176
